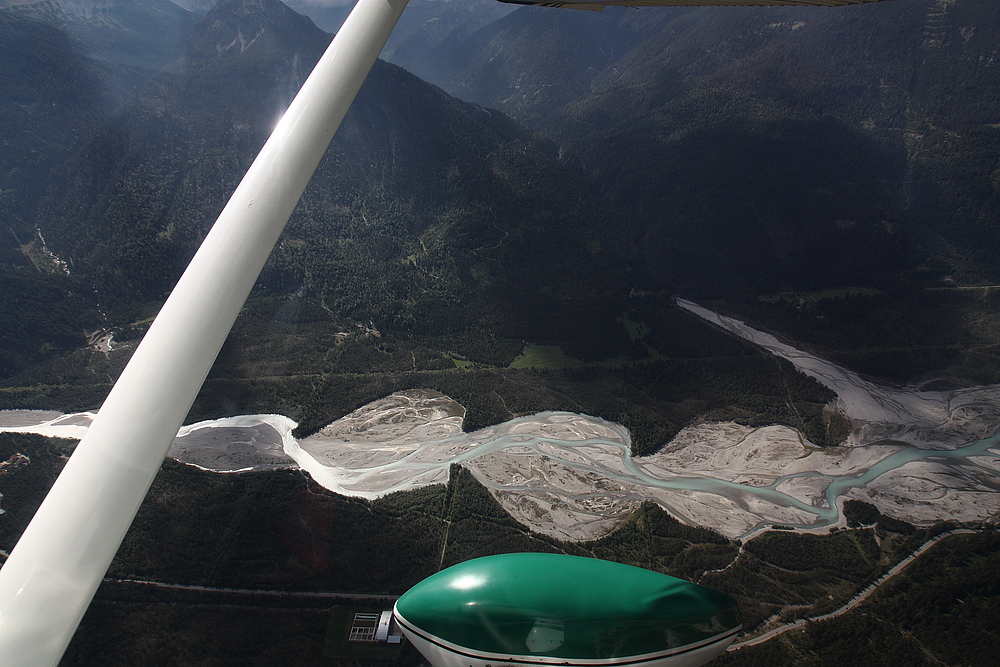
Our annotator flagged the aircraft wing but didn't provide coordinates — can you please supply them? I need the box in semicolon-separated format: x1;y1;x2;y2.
499;0;889;10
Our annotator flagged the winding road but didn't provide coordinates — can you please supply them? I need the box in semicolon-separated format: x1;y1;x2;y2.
728;528;977;650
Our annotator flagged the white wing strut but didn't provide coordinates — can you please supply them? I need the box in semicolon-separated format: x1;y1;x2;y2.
0;0;409;664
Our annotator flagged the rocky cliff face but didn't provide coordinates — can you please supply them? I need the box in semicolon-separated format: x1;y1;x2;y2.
186;0;325;60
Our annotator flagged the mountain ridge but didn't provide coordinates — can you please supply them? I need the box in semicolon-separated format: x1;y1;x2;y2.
2;0;198;70
27;0;628;365
5;0;1000;388
187;0;326;60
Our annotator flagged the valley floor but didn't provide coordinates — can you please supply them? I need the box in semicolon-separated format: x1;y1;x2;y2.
5;303;999;540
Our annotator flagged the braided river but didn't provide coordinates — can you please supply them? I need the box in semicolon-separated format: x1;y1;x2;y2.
3;301;999;540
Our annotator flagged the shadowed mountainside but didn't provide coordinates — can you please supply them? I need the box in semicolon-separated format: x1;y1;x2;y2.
20;0;632;356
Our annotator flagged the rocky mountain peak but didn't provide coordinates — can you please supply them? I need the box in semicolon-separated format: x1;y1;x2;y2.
187;0;327;60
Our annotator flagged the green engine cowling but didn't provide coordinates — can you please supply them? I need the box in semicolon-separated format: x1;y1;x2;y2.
394;553;741;667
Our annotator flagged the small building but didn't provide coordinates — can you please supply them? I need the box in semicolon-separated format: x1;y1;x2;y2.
349;610;402;644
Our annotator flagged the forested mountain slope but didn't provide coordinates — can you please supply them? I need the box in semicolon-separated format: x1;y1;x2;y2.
0;5;152;376
0;0;850;456
579;0;1000;382
5;0;1000;390
550;0;1000;287
402;0;1000;383
19;0;631;360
